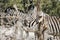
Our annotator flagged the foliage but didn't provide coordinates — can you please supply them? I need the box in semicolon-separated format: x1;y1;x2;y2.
0;0;60;17
0;0;35;12
40;0;60;17
0;0;22;11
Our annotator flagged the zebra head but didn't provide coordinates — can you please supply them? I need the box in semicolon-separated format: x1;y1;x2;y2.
22;15;44;32
0;12;18;28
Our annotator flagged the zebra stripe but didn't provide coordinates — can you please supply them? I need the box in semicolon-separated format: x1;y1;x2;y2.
29;13;60;40
30;16;42;27
47;16;60;36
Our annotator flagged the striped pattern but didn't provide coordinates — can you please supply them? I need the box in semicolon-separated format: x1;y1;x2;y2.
28;13;60;40
30;14;60;35
47;16;60;36
46;15;60;40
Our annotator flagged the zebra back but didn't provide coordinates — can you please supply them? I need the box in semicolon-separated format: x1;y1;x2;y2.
46;16;60;36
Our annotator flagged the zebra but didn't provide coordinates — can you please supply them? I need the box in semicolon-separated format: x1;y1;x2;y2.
23;11;60;40
33;14;60;39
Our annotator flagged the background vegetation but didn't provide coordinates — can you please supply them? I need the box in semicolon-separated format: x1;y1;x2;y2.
0;0;60;17
40;0;60;17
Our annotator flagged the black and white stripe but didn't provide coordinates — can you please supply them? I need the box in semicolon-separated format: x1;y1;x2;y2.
28;13;60;40
46;15;60;40
47;16;60;36
30;14;60;35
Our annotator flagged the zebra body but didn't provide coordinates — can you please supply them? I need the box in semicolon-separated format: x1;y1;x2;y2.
25;11;60;40
47;16;60;36
36;13;60;35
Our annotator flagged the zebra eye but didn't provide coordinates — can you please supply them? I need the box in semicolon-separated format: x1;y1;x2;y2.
37;16;43;23
39;16;42;18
